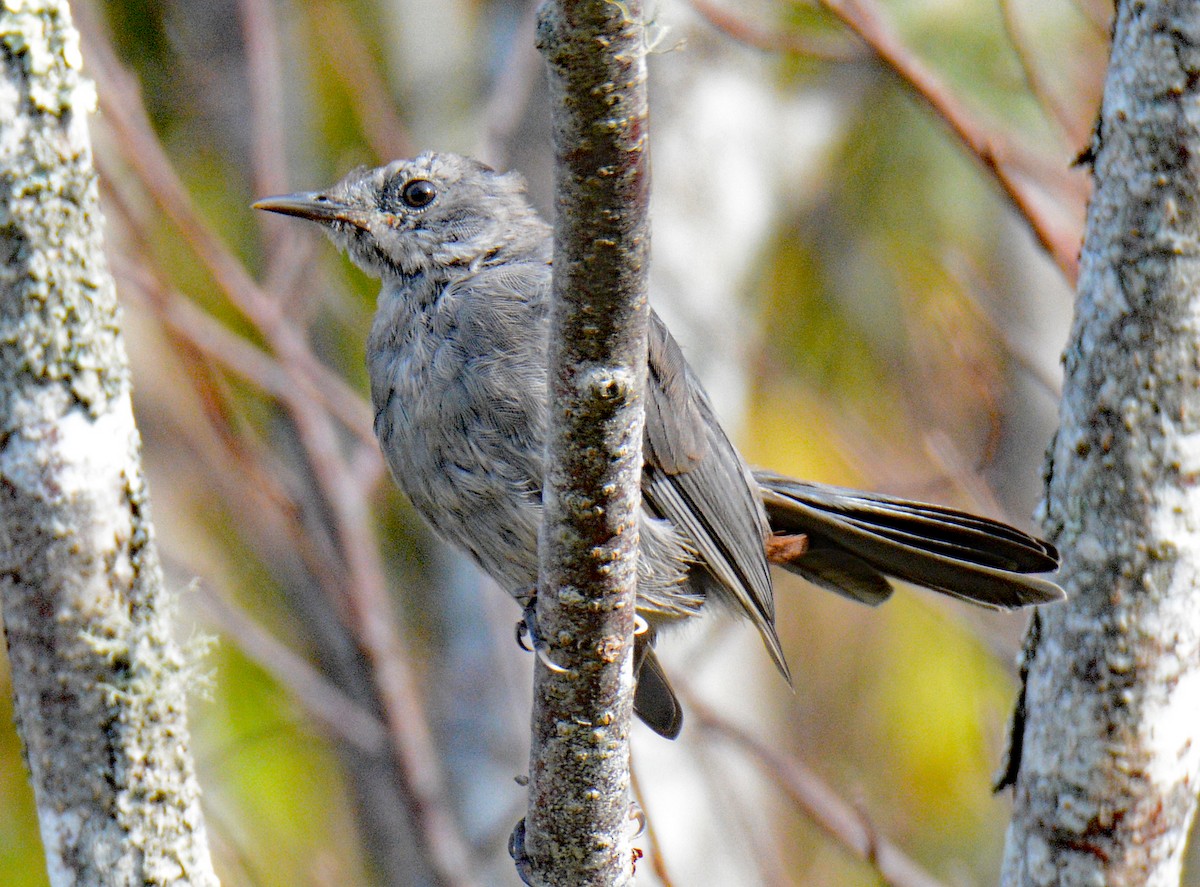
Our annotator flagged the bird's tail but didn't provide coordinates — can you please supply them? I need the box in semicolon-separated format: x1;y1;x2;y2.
633;639;683;740
755;471;1064;609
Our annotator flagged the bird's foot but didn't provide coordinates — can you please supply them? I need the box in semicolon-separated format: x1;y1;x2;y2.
633;612;650;636
508;818;534;886
514;591;570;674
508;813;645;881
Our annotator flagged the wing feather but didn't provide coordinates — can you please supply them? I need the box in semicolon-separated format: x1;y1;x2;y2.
641;313;788;678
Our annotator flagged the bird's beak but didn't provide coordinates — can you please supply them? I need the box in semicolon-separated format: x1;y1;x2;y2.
252;192;372;230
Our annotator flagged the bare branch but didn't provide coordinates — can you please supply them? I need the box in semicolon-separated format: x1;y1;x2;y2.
190;578;387;755
520;1;652;883
237;0;290;260
818;0;1082;283
997;0;1088;146
308;0;415;162
692;702;949;887
690;0;865;62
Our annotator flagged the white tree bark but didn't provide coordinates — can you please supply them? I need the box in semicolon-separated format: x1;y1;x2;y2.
999;2;1200;884
0;2;217;884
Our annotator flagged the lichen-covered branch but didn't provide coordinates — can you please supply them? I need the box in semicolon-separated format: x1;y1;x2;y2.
519;2;651;885
999;2;1200;884
0;1;217;884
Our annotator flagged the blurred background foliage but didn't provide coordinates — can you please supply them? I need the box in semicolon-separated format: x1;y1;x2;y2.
3;0;1195;885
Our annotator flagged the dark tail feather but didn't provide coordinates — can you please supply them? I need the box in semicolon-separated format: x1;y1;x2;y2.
755;471;1064;610
633;636;682;739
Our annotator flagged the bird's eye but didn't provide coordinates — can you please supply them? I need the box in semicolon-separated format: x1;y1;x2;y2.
401;179;437;209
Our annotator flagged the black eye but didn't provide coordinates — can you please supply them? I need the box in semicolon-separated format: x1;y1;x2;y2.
401;179;437;208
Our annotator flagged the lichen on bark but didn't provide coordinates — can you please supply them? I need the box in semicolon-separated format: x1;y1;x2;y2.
1000;2;1200;884
0;1;217;884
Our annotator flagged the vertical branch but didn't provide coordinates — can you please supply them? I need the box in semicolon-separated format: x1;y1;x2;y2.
0;1;217;884
520;1;651;885
1000;1;1200;884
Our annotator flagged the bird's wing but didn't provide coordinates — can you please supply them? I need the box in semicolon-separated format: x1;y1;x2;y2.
641;311;788;679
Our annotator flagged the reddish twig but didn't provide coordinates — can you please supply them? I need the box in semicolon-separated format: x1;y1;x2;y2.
629;762;678;887
76;8;477;884
237;0;289;246
105;243;358;612
816;0;1081;283
1069;0;1114;37
997;0;1088;146
940;249;1063;402
308;1;414;162
190;578;388;754
690;0;865;62
86;42;379;453
237;0;326;313
95;152;378;452
689;736;794;886
237;0;287;200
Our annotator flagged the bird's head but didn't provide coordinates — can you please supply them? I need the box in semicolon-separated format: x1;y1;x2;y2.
254;152;545;279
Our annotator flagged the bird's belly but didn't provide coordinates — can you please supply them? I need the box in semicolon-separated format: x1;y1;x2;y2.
375;355;704;619
379;380;545;594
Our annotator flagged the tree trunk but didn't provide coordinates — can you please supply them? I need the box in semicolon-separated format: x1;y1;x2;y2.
0;2;217;884
999;2;1200;884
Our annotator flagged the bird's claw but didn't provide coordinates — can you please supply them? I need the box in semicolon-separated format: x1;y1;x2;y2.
628;801;646;838
515;595;570;674
508;818;535;885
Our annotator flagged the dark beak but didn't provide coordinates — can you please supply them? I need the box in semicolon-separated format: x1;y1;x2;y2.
252;192;372;230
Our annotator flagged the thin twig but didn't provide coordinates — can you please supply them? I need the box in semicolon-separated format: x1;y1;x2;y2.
1068;0;1114;37
690;0;865;62
997;0;1087;146
921;430;1011;522
817;0;1081;283
940;249;1063;402
115;247;378;450
237;0;287;200
83;26;378;452
190;578;388;755
108;251;358;614
629;762;677;887
237;0;326;315
308;0;414;162
690;699;951;887
96;71;372;442
96;146;378;456
237;0;290;256
689;733;794;887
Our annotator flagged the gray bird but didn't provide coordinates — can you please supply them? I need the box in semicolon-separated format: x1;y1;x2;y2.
255;152;1063;739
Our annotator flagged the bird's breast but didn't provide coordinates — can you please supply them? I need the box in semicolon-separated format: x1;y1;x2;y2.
367;286;550;589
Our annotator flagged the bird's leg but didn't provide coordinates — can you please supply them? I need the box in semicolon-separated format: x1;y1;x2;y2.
514;589;570;674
